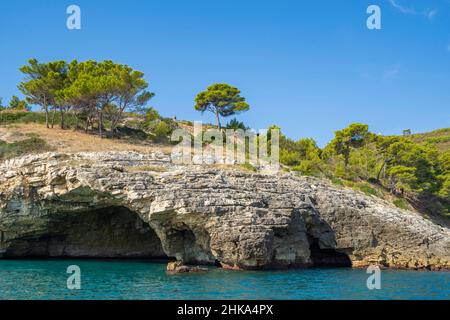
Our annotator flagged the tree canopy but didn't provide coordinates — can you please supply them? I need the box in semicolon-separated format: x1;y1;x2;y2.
19;59;68;127
275;122;449;207
194;83;249;130
325;123;370;169
18;59;154;136
8;96;29;111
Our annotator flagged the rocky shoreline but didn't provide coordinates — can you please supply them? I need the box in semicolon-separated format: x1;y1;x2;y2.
0;152;449;270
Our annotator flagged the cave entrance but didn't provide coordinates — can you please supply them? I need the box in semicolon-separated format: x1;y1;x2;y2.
163;227;215;265
308;237;352;267
4;206;168;259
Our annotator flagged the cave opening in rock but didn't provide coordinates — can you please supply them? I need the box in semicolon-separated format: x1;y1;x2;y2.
163;227;216;265
3;206;168;259
308;237;352;267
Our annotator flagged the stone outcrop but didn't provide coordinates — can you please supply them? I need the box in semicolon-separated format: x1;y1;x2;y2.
167;261;208;273
0;152;449;270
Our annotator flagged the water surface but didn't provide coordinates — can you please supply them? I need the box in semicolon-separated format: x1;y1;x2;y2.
0;260;448;300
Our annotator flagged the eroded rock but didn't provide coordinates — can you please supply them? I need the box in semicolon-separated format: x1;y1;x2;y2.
0;152;449;270
167;261;208;273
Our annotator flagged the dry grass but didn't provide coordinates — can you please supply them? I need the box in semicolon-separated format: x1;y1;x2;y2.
0;123;173;154
126;165;168;173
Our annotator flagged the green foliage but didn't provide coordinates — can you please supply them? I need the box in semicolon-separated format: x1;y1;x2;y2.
325;123;370;169
437;151;450;198
7;59;450;218
0;112;33;123
0;111;82;128
280;148;302;166
140;107;161;130
114;126;148;140
393;198;410;210
383;139;440;193
275;126;323;176
355;182;380;197
149;121;172;143
19;59;154;135
133;106;177;143
426;136;450;144
195;83;249;130
19;59;69;128
330;177;343;186
274;122;449;217
7;96;29;111
60;60;154;135
145;107;161;122
240;162;257;172
226;117;248;130
0;137;53;160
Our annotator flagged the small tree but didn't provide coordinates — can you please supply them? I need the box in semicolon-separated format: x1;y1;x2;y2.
327;123;369;170
19;59;68;128
226;117;247;130
8;96;29;111
150;121;172;143
63;60;154;137
109;64;154;135
194;83;249;130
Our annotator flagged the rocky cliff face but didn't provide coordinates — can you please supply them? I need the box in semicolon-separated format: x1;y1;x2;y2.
0;152;449;270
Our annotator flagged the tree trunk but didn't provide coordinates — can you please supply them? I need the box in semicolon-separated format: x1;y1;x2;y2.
376;160;386;182
215;110;222;131
74;112;78;131
60;108;64;130
110;118;117;138
45;107;49;129
43;97;49;129
99;111;103;138
376;157;392;183
344;143;350;170
85;116;90;132
51;109;55;128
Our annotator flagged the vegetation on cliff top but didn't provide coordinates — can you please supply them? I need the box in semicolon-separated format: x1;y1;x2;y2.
0;58;448;218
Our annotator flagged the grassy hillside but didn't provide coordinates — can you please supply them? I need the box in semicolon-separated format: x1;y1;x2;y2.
1;111;448;223
410;128;450;153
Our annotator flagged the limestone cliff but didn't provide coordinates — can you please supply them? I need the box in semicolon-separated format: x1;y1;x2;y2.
0;152;449;270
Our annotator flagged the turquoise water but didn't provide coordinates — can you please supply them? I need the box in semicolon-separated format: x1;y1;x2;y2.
0;260;448;300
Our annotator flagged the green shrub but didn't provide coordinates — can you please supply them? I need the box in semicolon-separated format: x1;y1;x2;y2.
280;149;301;166
142;107;161;128
115;126;148;140
331;177;344;186
150;121;172;143
0;137;53;160
17;112;47;124
226;117;247;130
393;198;410;210
240;163;257;172
182;120;193;126
0;111;31;123
0;111;80;128
426;136;450;144
355;182;379;197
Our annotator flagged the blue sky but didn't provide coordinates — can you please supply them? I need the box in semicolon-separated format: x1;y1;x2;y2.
1;0;449;146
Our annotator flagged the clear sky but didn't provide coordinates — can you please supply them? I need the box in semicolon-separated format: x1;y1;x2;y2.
1;0;449;146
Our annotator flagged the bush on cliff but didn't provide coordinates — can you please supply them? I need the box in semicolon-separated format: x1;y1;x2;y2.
0;136;53;160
